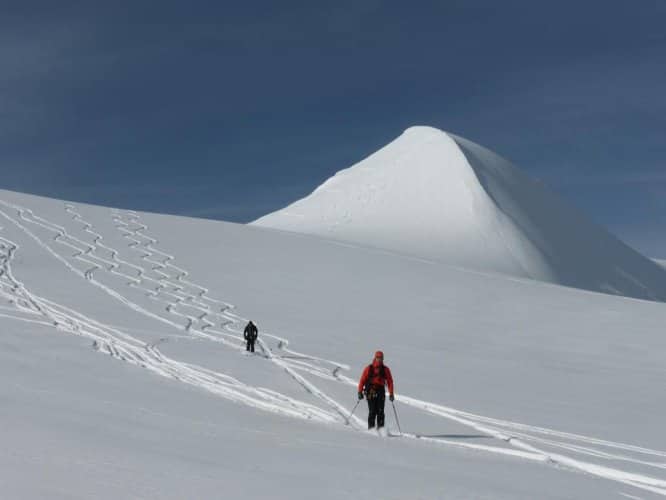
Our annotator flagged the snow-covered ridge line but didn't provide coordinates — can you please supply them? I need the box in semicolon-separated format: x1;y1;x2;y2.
254;126;666;302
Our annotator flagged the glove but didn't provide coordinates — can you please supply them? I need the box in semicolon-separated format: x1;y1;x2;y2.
389;394;394;402
358;392;364;400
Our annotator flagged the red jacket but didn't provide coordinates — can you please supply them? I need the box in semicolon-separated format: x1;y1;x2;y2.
358;361;394;395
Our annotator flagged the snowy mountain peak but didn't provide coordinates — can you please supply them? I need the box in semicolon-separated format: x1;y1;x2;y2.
253;127;666;302
401;125;442;137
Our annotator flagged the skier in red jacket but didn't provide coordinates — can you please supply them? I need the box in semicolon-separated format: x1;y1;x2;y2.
357;350;394;429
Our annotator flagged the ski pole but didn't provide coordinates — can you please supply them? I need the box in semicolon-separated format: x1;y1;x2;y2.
391;400;402;435
348;399;361;422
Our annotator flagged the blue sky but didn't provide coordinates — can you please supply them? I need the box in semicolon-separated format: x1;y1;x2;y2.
2;1;665;256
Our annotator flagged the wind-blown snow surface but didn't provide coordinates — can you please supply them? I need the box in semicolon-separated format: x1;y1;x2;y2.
254;126;666;302
2;189;666;499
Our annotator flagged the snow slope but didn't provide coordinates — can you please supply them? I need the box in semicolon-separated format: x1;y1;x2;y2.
2;188;666;498
253;126;666;302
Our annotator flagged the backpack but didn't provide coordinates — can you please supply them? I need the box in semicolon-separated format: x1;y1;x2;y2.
364;363;386;393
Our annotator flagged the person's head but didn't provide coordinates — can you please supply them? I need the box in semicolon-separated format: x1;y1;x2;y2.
373;350;384;364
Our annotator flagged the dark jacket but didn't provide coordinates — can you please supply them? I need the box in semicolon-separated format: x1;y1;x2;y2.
244;322;258;340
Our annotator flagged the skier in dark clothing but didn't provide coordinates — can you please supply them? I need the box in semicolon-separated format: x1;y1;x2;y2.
357;350;394;429
244;320;258;353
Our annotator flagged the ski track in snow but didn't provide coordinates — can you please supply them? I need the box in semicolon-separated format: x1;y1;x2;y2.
0;200;356;426
0;198;665;496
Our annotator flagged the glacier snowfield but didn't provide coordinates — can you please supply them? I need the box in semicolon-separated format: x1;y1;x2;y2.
1;187;666;499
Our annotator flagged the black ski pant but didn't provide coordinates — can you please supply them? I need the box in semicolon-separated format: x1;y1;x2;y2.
366;387;386;429
246;339;255;352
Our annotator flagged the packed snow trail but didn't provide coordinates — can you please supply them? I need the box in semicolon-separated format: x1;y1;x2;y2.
1;197;665;496
109;209;360;425
0;235;342;423
0;199;364;429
